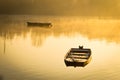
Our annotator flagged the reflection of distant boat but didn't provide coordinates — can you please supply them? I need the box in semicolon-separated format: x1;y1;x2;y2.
27;22;52;27
64;46;91;67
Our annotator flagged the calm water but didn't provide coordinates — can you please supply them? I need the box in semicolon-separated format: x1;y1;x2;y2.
0;15;120;80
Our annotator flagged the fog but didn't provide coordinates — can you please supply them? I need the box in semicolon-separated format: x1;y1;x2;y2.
0;0;120;17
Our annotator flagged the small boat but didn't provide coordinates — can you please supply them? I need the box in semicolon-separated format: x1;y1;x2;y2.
27;22;52;27
64;46;91;67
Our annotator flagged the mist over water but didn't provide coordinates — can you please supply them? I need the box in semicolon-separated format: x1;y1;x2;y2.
0;15;120;80
0;15;120;45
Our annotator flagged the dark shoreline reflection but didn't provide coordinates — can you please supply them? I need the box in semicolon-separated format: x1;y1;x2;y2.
0;15;120;47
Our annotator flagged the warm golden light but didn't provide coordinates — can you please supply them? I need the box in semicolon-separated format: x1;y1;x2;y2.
0;16;120;80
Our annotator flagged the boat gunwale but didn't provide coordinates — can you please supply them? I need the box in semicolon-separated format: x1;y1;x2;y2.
64;46;92;67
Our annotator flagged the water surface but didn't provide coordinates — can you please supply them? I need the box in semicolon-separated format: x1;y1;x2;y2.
0;15;120;80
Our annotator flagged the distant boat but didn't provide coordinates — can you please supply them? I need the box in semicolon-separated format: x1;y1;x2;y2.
27;22;52;27
64;46;91;67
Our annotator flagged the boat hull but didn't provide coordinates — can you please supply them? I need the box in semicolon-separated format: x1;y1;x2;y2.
64;56;91;67
27;22;52;27
64;46;91;67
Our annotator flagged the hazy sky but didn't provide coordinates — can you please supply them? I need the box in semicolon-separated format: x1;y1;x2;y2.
0;0;120;16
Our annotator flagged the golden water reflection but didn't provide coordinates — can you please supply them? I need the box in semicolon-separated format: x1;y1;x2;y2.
1;16;120;80
0;16;120;47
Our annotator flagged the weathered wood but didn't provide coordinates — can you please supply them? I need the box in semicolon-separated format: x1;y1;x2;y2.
64;46;91;67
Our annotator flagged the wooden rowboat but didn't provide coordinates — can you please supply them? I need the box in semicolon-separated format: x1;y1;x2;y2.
27;22;52;27
64;46;91;67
